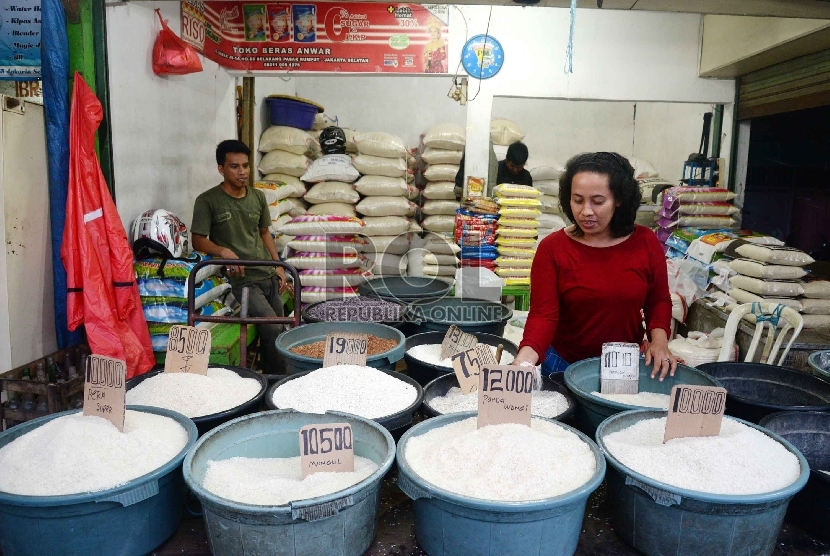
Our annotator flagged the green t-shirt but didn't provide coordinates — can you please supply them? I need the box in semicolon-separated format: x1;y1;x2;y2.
191;184;274;285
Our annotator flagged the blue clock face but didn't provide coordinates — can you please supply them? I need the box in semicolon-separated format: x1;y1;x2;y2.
462;34;504;80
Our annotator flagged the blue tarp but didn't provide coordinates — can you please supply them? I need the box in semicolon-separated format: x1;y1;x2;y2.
41;0;83;347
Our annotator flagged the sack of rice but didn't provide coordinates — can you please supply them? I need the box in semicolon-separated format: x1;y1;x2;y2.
304;182;360;205
423;123;465;150
301;154;360;184
258;126;319;157
258;151;310;177
352;155;407;178
354;132;408;159
490;118;524;146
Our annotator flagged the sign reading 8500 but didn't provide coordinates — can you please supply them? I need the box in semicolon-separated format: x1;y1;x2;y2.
462;34;504;80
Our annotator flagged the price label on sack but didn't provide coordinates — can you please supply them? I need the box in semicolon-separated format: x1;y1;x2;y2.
165;325;211;375
600;342;640;395
440;325;478;361
663;385;727;443
322;333;368;367
477;365;533;428
299;423;355;478
452;344;497;394
83;355;127;432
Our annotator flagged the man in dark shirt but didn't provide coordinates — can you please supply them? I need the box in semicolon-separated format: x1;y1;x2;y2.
496;142;533;186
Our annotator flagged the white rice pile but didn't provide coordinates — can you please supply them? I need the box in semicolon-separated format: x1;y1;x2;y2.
271;365;417;419
203;455;379;505
429;387;570;418
590;391;670;409
0;411;189;496
407;344;515;368
405;417;596;501
603;416;801;495
126;368;262;418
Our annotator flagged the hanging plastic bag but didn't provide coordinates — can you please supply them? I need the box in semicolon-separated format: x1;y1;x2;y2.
152;9;203;76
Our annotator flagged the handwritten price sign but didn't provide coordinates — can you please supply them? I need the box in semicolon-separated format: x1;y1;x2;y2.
477;365;534;428
165;325;211;375
440;325;478;361
664;385;727;443
322;333;368;367
600;342;640;395
83;355;126;432
299;423;355;478
451;344;497;394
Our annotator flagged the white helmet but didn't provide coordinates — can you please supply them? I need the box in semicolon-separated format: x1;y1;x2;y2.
131;209;188;259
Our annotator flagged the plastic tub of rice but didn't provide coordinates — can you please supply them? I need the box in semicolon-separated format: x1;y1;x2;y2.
0;406;197;555
596;409;809;556
404;331;519;386
184;409;395;556
126;366;268;436
396;412;605;556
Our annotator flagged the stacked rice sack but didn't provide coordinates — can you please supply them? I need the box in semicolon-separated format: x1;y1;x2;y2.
408;233;461;285
421;124;464;235
494;184;541;287
352;132;416;278
134;253;230;354
656;187;738;244
455;204;499;272
636;175;674;228
490;118;524;147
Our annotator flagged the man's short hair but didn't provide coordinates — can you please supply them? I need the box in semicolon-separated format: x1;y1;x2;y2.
506;142;529;166
216;140;251;166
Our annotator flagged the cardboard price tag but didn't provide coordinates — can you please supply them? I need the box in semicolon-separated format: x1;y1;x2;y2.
664;385;727;443
452;344;497;394
600;342;640;395
299;423;355;479
165;325;211;375
83;355;127;432
322;333;369;367
440;325;478;360
477;365;533;428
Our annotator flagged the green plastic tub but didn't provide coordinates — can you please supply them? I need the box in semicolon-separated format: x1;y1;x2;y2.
396;412;605;556
275;321;405;374
564;357;722;436
183;409;395;556
0;406;198;556
596;409;810;556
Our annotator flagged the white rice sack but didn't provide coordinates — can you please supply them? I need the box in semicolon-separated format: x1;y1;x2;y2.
538;213;566;230
254;181;303;204
423;253;459;266
417;234;461;255
529;164;565;181
258;126;319;157
409;220;423;233
534;180;559;196
269;214;292;235
422;200;460;216
361;216;411;237
406;250;425;277
672;215;737;228
423;181;457;200
803;314;830;329
300;287;359;303
424;164;460;182
800;298;830;315
258;151;310;177
729;259;808;281
356;197;415;217
301;154;360;184
285;252;363;270
629;156;658;180
362;234;411;255
343;129;358;154
274;233;293;251
423;215;455;233
499;217;540;229
678;203;740;216
306;202;357;217
423;264;457;277
352;155;407;178
421;148;463;166
261;175;307;197
423;123;465;150
728;287;803;311
276;215;364;235
729;275;804;297
287;235;365;254
304;182;360;205
734;244;815;267
497;227;538;238
539;195;561;214
802;281;830;299
312;113;338;131
298;269;371;288
364;253;407;275
490;118;524;146
354;132;408;159
269;198;307;219
354;175;408;197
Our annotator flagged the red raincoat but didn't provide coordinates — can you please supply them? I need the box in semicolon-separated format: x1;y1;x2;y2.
61;73;155;379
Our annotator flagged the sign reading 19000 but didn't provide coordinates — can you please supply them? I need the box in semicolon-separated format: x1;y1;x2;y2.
322;333;368;367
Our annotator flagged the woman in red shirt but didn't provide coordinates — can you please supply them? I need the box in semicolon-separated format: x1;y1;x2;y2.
514;152;676;379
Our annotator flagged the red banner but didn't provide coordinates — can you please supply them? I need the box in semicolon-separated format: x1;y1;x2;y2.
181;1;449;74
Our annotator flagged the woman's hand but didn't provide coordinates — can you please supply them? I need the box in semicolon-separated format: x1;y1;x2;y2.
644;329;677;381
513;346;540;367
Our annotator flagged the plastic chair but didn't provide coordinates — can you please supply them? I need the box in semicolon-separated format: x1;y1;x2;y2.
717;302;803;366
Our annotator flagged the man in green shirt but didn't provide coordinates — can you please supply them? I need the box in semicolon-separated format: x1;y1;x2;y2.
192;140;288;374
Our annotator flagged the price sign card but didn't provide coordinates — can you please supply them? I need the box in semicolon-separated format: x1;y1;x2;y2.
83;355;127;432
452;344;497;394
165;325;211;375
477;365;533;428
664;385;727;443
299;423;355;479
440;325;478;360
600;342;640;395
322;333;368;367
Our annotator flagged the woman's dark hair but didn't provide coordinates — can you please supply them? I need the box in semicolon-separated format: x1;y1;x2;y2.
558;152;641;238
216;140;251;166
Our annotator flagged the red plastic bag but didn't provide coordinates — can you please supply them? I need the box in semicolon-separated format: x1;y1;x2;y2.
152;9;203;76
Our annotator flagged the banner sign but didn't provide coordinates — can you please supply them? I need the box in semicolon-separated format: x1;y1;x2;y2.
1;0;42;81
181;1;448;74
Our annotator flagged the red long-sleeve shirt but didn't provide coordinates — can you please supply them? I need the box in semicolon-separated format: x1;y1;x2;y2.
519;225;672;364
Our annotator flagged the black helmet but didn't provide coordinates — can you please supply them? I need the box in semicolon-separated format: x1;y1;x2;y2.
320;126;347;155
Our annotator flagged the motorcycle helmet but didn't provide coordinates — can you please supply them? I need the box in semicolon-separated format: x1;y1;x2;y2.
319;126;347;155
131;209;189;259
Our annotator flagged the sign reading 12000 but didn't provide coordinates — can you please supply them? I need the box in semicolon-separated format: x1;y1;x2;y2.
182;1;449;74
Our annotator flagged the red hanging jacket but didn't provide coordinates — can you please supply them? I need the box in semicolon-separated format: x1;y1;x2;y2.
61;73;155;379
